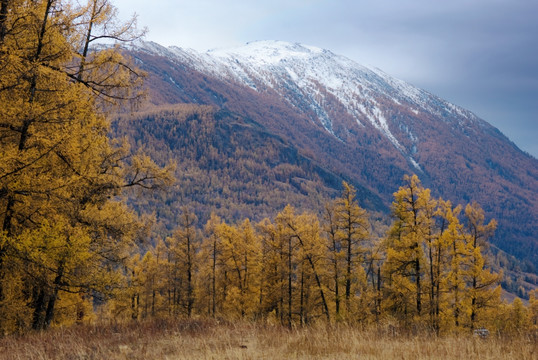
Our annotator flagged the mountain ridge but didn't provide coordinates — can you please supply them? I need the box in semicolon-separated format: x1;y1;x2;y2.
134;40;486;168
123;40;537;270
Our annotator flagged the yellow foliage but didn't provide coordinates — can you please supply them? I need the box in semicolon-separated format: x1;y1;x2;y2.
0;0;168;334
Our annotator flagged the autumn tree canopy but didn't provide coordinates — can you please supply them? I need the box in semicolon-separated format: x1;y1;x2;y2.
0;0;171;333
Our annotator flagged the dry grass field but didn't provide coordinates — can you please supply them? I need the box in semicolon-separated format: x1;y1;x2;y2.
0;319;535;360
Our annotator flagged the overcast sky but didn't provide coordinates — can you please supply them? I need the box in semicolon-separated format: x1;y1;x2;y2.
113;0;538;158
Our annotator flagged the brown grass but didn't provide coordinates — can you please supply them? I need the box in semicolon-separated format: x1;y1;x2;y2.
0;319;535;359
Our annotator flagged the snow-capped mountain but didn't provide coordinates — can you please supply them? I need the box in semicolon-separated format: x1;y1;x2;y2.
136;40;485;171
125;40;537;269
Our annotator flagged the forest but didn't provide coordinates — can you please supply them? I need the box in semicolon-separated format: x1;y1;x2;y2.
0;0;537;342
104;177;538;336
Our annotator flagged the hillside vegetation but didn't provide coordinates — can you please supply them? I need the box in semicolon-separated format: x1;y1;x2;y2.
0;0;537;348
113;104;384;231
113;104;537;299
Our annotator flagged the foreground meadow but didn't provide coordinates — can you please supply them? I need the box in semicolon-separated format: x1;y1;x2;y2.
0;319;535;360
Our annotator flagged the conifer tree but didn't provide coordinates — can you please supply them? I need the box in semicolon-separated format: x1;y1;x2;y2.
217;219;261;319
168;209;198;317
463;202;501;329
440;202;466;330
257;217;285;323
198;213;223;317
422;198;453;332
286;212;330;323
323;201;343;319
383;175;434;323
275;205;300;327
332;182;369;318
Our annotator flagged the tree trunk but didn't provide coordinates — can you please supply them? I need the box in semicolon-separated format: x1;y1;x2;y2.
212;239;217;317
32;289;46;330
0;0;9;43
415;256;421;316
288;234;292;328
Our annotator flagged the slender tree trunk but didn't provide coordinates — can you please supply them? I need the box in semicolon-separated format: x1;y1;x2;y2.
345;225;352;312
435;247;442;333
334;257;340;317
288;235;292;327
376;266;381;322
326;206;340;317
43;262;64;329
1;195;14;234
212;239;216;317
34;0;54;61
151;289;155;317
167;289;171;315
32;288;46;330
415;256;421;315
428;240;435;326
311;263;330;322
173;287;177;315
77;0;96;81
186;235;193;317
300;266;304;325
471;277;477;329
279;248;284;325
452;239;460;328
0;0;9;43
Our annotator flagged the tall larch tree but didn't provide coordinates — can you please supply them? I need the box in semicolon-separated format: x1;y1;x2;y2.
286;212;331;324
333;182;369;319
383;175;434;324
275;205;300;327
166;209;198;317
257;217;285;323
463;202;501;330
217;219;261;319
198;213;223;317
323;201;343;320
422;197;452;332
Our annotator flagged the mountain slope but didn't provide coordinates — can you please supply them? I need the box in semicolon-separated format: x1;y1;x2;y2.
113;104;386;231
124;40;538;269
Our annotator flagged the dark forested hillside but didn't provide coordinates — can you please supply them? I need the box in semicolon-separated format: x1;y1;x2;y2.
113;105;386;232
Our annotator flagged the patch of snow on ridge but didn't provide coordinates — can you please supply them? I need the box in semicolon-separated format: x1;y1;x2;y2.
409;157;422;171
209;40;324;66
356;103;403;152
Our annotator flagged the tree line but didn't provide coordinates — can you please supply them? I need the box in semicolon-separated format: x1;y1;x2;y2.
109;178;538;334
